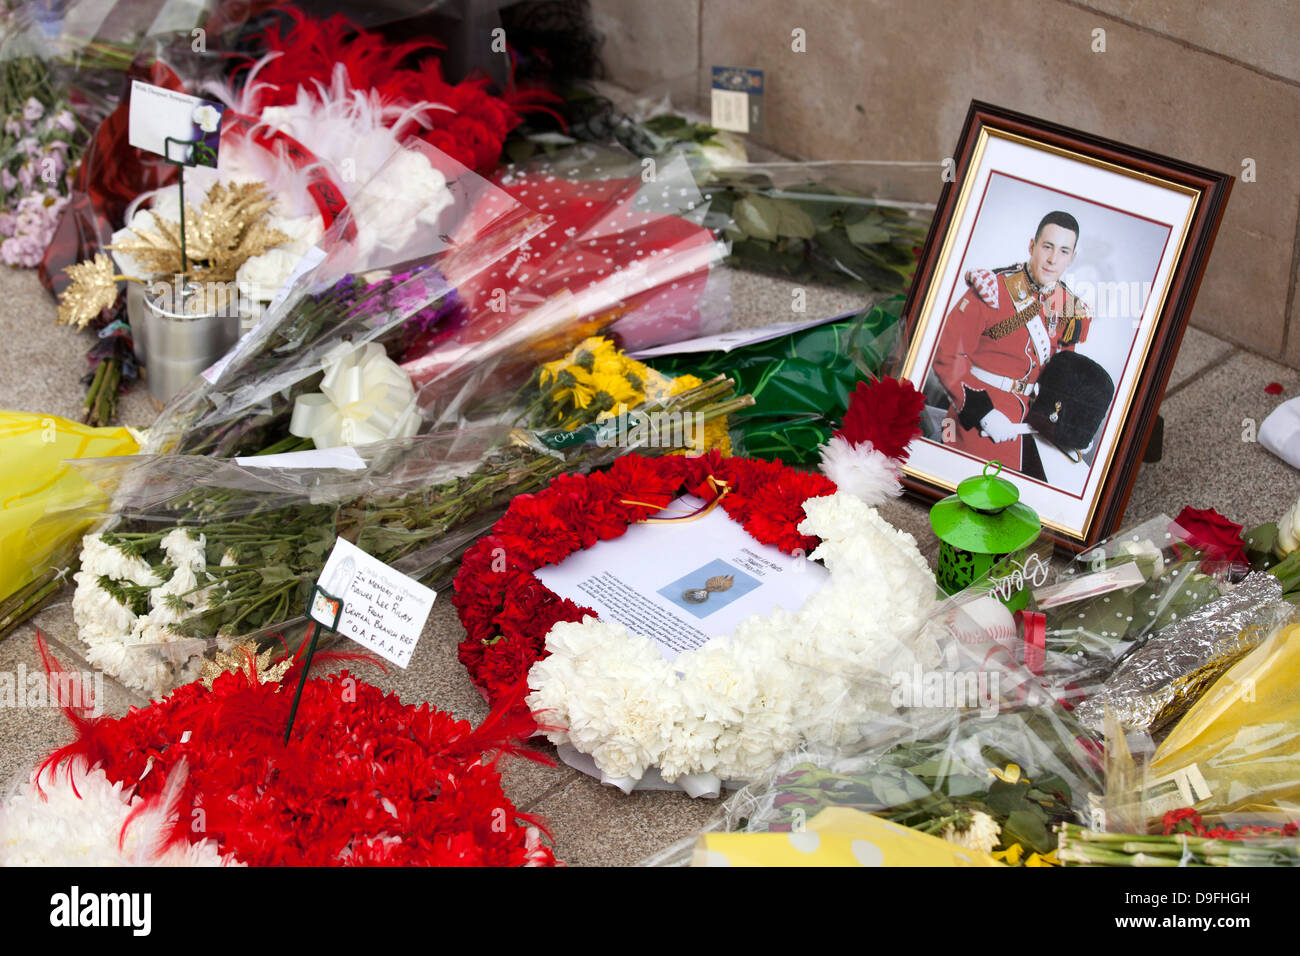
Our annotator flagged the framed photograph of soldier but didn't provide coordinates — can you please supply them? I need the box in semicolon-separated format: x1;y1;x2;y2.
899;101;1233;552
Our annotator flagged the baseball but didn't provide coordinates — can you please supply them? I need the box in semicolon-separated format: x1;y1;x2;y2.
941;593;1018;650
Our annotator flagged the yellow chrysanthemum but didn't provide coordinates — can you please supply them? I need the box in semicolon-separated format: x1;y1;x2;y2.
548;365;598;411
594;368;643;408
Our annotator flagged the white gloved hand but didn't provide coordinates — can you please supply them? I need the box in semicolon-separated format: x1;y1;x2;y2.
979;410;1021;443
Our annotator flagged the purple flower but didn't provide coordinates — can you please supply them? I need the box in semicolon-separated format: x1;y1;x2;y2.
22;98;44;124
54;110;76;134
0;213;15;236
17;163;35;192
0;169;15;193
18;137;38;157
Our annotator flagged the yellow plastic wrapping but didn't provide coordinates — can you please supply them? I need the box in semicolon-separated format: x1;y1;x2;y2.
0;411;138;608
1148;618;1300;818
691;807;1003;867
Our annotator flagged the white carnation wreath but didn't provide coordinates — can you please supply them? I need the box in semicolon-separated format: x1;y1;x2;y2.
525;492;940;795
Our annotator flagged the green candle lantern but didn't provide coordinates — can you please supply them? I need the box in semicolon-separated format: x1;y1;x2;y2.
931;460;1042;607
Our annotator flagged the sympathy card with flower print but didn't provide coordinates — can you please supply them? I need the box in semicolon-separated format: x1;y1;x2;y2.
127;81;224;168
534;495;829;661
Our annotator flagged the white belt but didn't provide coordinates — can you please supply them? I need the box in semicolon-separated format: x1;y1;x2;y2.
971;365;1038;397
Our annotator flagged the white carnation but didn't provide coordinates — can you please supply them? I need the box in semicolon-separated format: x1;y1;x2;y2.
526;491;937;787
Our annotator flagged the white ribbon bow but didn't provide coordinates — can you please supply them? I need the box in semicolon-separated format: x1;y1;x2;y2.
289;342;421;448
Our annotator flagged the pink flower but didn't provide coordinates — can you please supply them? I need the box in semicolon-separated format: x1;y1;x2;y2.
40;151;65;182
22;98;44;124
0;169;15;193
0;213;15;236
17;163;35;192
3;119;20;138
0;234;41;268
54;110;76;134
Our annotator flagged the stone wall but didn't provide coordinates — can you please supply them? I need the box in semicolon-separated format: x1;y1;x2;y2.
592;0;1300;364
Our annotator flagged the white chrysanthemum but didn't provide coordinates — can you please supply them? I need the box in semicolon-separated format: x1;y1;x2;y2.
0;761;239;866
818;434;903;505
161;528;206;570
79;533;161;587
71;572;137;644
74;528;211;698
83;639;174;698
943;811;1001;855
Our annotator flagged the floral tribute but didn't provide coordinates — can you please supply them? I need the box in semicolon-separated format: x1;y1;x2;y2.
237;9;550;173
454;451;835;703
0;641;556;867
454;408;937;787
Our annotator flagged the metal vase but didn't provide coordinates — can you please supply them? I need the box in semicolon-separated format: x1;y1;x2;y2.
138;281;240;403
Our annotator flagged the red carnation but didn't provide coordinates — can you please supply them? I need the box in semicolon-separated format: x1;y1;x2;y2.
1172;506;1249;568
836;376;926;462
453;454;832;703
36;646;557;867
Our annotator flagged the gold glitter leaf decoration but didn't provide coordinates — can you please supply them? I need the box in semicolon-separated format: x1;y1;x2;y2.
113;181;290;285
57;253;120;328
199;641;293;690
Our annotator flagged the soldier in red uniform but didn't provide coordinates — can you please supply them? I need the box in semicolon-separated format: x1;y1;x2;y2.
931;211;1093;480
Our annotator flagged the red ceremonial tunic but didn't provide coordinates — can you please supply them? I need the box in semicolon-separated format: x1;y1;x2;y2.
931;265;1092;474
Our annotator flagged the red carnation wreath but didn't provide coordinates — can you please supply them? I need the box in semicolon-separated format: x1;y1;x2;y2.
452;451;836;707
34;644;556;867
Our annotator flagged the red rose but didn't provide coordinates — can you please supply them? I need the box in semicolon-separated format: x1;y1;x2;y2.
1172;506;1248;567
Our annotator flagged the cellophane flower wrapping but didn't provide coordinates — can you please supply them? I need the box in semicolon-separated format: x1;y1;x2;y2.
400;142;732;428
539;98;936;294
695;160;935;293
642;296;906;463
917;515;1263;723
31;0;481;290
0;412;138;633
142;137;551;458
642;594;1108;866
990;515;1236;710
1054;515;1290;737
63;426;510;695
63;389;732;698
1130;615;1300;827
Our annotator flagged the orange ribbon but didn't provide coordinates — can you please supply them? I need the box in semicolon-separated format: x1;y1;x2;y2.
620;475;731;524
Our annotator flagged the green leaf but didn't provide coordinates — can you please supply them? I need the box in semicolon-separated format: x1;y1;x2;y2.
1245;522;1277;553
733;195;782;242
1051;586;1136;646
774;200;817;239
984;780;1031;817
846;219;892;245
1002;808;1052;854
643;113;690;137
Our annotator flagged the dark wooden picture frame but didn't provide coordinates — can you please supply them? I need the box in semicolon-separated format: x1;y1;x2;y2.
899;100;1233;553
